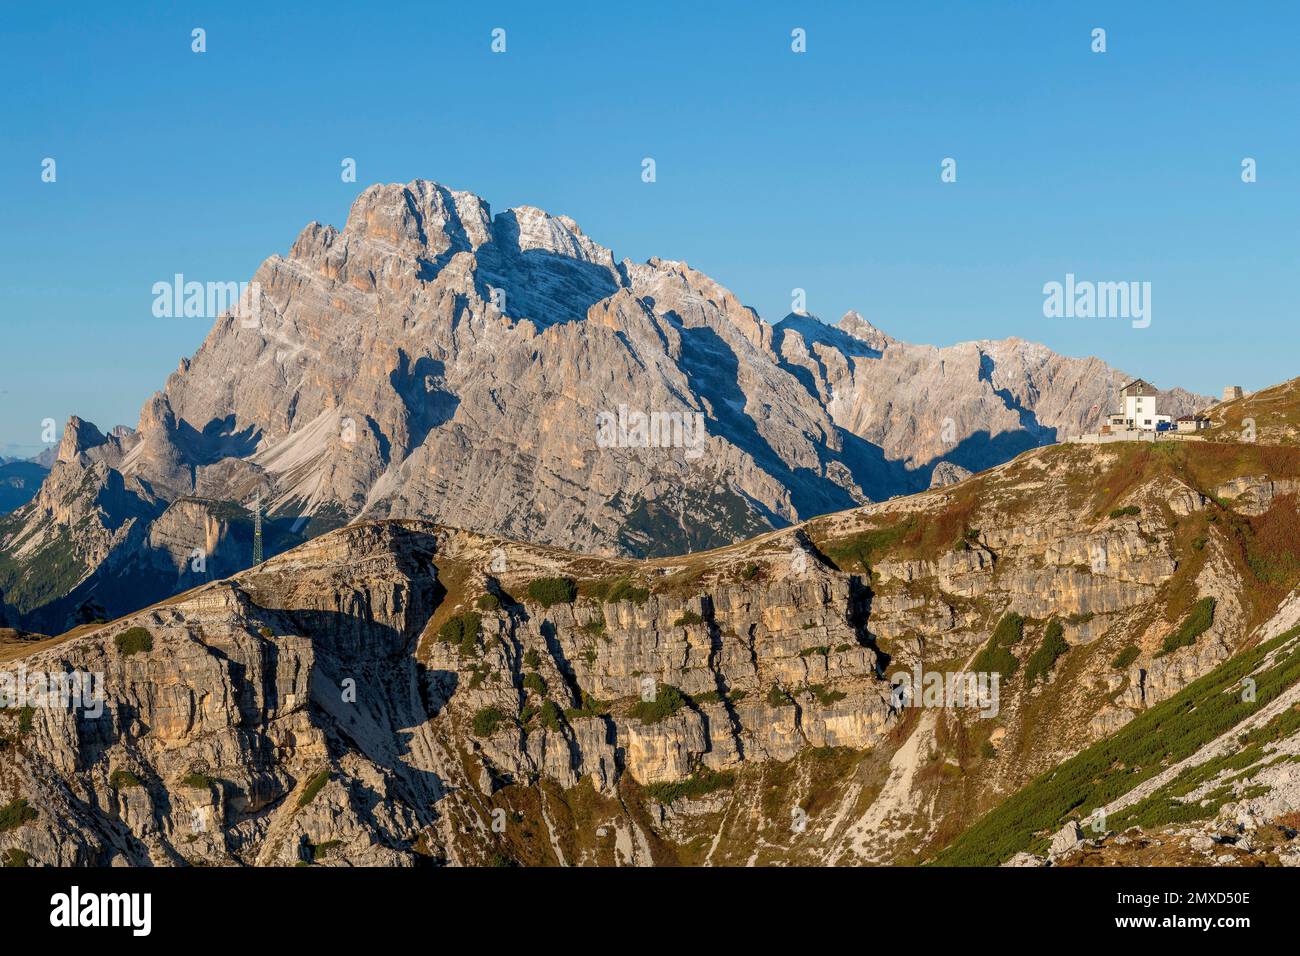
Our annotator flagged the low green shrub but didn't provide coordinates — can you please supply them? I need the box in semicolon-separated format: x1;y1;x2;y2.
1160;597;1216;656
296;769;331;808
565;692;611;720
472;706;509;737
1023;618;1069;684
436;611;482;656
974;644;1018;678
109;769;142;790
1111;645;1141;669
0;798;37;832
766;684;794;708
526;577;577;608
644;768;735;804
8;705;35;735
602;577;650;605
522;672;548;697
114;626;153;656
991;612;1025;646
804;684;847;706
972;612;1025;677
696;688;749;705
540;700;564;732
311;839;342;861
628;685;687;723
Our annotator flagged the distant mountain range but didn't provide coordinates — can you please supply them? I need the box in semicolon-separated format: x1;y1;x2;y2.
0;180;1210;632
7;388;1300;866
0;459;48;514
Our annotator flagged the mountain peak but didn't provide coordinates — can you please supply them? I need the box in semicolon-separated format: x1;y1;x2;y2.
56;415;106;464
497;203;613;265
837;310;895;349
339;179;494;256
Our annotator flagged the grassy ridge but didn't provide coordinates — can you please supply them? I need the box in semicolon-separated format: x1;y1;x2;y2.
930;625;1300;866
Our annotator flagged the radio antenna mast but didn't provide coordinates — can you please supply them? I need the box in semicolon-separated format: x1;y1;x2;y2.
252;491;264;565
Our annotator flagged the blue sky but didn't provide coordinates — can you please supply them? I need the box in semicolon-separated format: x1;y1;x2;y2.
1;1;1296;456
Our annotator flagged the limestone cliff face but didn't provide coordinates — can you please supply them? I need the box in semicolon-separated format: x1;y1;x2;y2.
5;433;1300;867
0;524;438;865
0;521;892;866
438;564;890;790
0;179;1211;631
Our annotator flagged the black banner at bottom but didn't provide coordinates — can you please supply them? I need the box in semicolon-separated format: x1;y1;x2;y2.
0;864;1285;942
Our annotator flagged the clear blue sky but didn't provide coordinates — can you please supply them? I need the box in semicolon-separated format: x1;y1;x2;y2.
2;1;1296;456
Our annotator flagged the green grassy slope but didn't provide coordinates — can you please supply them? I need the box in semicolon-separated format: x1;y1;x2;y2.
931;625;1300;865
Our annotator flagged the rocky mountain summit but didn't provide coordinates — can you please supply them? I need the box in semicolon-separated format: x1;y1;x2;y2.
0;179;1209;632
4;426;1300;867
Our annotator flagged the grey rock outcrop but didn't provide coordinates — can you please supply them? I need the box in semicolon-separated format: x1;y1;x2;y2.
929;461;973;488
1050;821;1085;856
